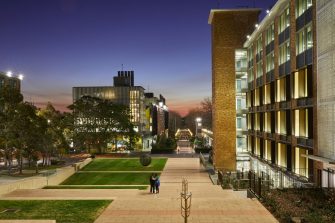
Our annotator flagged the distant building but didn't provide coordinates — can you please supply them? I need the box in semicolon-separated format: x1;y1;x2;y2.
0;71;21;92
143;93;169;150
73;71;169;151
73;71;145;133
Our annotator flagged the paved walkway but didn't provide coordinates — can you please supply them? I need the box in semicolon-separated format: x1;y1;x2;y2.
95;158;278;223
1;158;278;223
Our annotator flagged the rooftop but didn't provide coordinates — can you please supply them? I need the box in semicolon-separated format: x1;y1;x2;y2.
243;0;289;47
208;8;261;24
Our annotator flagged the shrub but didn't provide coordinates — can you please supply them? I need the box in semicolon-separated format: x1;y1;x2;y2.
50;159;66;165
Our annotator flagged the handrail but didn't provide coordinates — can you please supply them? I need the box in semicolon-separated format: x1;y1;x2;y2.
199;152;207;168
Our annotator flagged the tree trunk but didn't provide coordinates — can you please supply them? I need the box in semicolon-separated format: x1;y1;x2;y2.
7;161;12;175
35;163;39;174
19;153;23;174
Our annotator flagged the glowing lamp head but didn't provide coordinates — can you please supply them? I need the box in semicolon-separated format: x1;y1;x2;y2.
18;74;24;80
196;117;202;123
6;71;12;77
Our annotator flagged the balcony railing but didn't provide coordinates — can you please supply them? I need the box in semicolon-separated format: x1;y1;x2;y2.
266;132;275;140
297;137;313;148
279;134;291;143
255;106;264;112
266;70;274;83
278;27;290;45
236;108;248;114
265;104;275;111
279;60;291;77
256;131;263;138
248;129;255;135
279;101;291;110
266;41;274;55
256;76;263;87
248;59;254;69
297;97;313;107
248;82;254;90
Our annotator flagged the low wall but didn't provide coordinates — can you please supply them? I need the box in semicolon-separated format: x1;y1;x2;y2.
0;158;92;196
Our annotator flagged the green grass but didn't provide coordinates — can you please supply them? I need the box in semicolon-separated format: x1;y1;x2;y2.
81;158;167;171
44;185;148;190
61;172;157;185
0;200;111;223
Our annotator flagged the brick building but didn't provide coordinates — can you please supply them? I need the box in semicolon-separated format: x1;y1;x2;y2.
209;9;261;171
210;0;335;188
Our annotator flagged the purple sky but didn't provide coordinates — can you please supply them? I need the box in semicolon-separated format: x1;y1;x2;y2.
0;0;276;116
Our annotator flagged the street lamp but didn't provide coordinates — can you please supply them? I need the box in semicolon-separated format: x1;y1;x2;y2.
18;74;24;80
6;71;12;77
195;117;202;136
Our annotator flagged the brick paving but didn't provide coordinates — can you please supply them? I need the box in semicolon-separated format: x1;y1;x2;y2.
1;158;278;223
94;158;278;223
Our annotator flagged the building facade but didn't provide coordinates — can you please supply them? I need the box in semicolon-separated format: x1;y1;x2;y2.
316;0;335;188
143;93;169;150
209;9;261;171
235;49;250;171
210;0;335;188
73;71;169;151
0;72;21;92
73;71;145;135
243;0;318;187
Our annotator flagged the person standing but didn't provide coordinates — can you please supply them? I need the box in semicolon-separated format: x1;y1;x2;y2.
155;176;160;194
149;173;156;193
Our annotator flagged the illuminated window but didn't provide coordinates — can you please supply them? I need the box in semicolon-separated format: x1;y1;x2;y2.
256;36;263;57
296;0;312;18
279;41;290;65
296;24;312;55
248;68;254;82
279;8;290;33
266;23;274;45
257;61;263;78
266;53;274;73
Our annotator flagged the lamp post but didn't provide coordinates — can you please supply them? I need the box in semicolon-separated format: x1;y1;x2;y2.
195;117;202;136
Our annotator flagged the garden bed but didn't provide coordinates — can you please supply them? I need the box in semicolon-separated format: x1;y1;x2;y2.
262;188;335;223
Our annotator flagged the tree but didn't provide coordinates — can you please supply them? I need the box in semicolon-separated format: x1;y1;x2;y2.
168;111;182;138
183;97;212;135
38;103;71;163
11;102;47;174
0;86;24;174
200;97;212;130
68;96;138;153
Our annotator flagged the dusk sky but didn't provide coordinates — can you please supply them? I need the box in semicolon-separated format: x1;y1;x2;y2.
0;0;276;116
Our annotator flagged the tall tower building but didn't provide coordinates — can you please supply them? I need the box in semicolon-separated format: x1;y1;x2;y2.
209;9;261;171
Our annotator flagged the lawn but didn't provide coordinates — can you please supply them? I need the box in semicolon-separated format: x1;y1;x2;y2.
61;172;157;185
81;158;167;171
0;200;111;223
44;185;148;190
